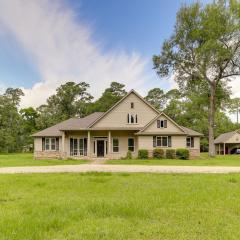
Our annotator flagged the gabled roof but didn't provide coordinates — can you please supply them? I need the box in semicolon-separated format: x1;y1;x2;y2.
138;112;186;134
88;89;160;128
32;112;104;137
214;130;240;144
180;126;204;137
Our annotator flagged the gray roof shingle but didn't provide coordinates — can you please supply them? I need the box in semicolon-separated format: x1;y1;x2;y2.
180;126;204;137
214;131;237;144
32;112;104;137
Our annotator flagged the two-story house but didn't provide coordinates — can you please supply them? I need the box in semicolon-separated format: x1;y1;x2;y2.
33;90;203;159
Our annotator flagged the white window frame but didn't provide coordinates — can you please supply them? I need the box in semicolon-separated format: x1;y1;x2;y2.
112;138;119;153
156;136;168;147
127;113;138;124
186;137;193;148
45;137;56;151
128;138;135;152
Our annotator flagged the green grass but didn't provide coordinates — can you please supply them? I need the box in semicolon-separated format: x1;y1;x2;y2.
107;153;240;166
0;153;87;167
1;173;240;239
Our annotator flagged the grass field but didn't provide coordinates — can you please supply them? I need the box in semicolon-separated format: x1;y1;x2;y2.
0;153;87;167
107;153;240;166
0;172;240;239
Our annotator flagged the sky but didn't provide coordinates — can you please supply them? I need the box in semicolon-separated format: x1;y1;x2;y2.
0;0;235;109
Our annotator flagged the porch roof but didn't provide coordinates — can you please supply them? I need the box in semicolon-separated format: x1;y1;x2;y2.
214;130;240;144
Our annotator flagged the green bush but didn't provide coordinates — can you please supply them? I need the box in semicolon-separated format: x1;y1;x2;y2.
166;149;176;159
153;148;165;159
176;148;189;160
126;150;132;159
138;149;149;159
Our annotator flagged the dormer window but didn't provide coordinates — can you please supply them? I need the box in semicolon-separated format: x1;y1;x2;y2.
157;119;167;128
131;102;134;109
127;113;138;124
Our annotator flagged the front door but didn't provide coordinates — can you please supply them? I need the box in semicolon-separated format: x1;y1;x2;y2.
97;140;105;157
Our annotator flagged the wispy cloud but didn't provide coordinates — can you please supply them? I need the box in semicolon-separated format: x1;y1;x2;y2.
0;0;156;107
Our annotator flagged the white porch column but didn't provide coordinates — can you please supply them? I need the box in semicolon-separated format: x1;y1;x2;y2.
87;131;91;157
108;131;111;156
224;142;225;155
62;131;66;159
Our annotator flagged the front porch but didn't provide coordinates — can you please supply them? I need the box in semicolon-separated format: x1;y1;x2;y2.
62;130;138;159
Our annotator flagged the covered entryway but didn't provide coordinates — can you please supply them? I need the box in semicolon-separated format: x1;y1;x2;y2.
97;140;105;157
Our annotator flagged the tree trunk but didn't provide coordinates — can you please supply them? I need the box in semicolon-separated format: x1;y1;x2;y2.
208;83;216;157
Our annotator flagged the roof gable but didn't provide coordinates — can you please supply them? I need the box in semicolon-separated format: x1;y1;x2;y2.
89;90;159;128
215;130;240;144
138;112;186;134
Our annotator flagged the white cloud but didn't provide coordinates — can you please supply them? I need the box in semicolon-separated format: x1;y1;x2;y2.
0;0;156;107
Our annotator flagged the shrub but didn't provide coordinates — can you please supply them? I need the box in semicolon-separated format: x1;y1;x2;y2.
138;149;149;159
176;148;189;160
153;148;165;159
126;150;132;159
166;149;176;159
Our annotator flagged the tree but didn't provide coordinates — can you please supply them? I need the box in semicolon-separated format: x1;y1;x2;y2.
36;82;93;129
153;0;240;157
228;97;240;123
145;88;166;110
88;82;127;113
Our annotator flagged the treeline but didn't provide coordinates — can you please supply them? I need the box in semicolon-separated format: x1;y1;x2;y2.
0;81;239;152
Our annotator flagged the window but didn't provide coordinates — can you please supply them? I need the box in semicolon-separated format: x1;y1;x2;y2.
112;138;119;152
154;136;171;147
128;138;135;152
127;113;138;124
157;119;167;128
186;137;194;148
131;102;134;109
44;138;56;151
70;138;88;156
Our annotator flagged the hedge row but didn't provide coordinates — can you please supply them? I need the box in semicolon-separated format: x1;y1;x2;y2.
137;148;189;160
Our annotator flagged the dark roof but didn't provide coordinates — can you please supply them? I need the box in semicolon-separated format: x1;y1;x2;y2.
214;131;238;144
32;112;104;137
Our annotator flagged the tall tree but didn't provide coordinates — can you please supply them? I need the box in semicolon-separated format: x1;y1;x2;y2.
88;82;127;113
36;82;93;129
153;0;240;156
145;88;166;110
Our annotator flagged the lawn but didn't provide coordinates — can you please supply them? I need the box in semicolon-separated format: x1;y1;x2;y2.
0;153;87;167
1;173;240;239
107;152;240;166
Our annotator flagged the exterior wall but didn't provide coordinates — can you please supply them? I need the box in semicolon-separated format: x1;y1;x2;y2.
138;135;200;158
93;93;158;128
143;115;183;133
34;133;200;159
34;137;62;159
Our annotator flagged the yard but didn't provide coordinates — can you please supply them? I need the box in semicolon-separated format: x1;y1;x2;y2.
0;172;240;239
0;153;87;167
1;153;240;167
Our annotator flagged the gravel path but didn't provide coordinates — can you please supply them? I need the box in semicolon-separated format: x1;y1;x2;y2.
1;164;240;174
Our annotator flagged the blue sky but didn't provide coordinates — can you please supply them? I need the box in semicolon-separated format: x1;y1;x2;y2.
0;0;212;106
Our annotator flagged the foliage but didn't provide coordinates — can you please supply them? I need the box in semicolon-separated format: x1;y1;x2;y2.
126;150;132;159
138;149;149;159
153;148;165;159
176;148;190;160
153;0;240;156
145;88;166;110
166;149;176;159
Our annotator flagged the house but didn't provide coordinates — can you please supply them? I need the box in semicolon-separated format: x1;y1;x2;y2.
32;90;203;159
214;130;240;155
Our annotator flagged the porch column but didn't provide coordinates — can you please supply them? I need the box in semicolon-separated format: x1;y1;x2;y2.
62;131;66;159
87;131;91;157
224;142;225;155
108;131;111;156
218;143;220;155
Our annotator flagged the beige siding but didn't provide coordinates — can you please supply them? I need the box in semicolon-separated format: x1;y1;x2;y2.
144;115;184;133
93;93;158;128
226;132;240;143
